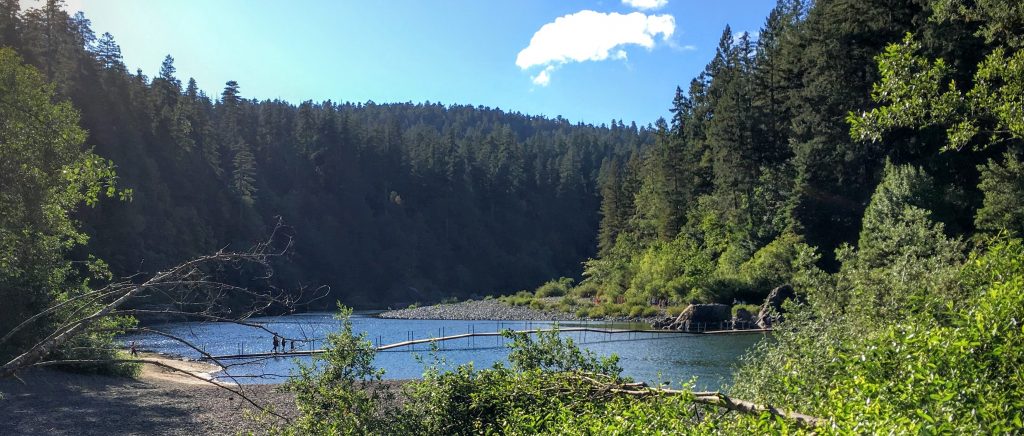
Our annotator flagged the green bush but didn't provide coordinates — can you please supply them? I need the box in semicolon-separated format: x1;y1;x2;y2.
629;235;714;300
666;305;688;317
278;306;394;434
739;231;803;291
732;240;1024;434
731;304;760;317
586;306;606;318
500;290;535;307
627;305;645;318
535;277;574;298
605;303;629;317
571;281;600;298
641;306;660;317
682;287;715;304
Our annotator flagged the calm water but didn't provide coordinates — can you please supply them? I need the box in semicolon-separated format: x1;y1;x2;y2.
122;312;765;391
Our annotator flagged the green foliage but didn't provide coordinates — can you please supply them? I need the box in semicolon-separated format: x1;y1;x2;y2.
731;304;759;318
733;240;1024;433
628;305;645;318
438;296;460;304
278;306;393;434
852;32;1024;152
665;305;688;317
499;290;534;307
0;47;131;373
629;234;714;301
827;162;966;322
857;161;949;267
975;152;1024;236
283;310;812;434
534;277;573;298
738;232;802;291
392;329;702;435
570;281;600;298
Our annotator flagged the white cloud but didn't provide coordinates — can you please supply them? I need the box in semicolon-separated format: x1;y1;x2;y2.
516;10;675;86
622;0;668;10
680;44;696;51
532;66;554;86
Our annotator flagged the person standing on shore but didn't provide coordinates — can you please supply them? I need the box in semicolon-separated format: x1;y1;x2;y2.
129;341;138;357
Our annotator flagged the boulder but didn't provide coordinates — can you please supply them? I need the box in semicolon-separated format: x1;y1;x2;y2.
652;316;675;329
667;303;730;330
731;308;755;329
756;284;796;328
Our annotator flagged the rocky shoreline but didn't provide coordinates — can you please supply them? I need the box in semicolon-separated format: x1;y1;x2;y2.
379;284;797;332
377;299;662;324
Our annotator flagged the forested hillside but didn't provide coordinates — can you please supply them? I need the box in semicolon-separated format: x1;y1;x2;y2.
0;0;651;307
576;0;1015;307
270;0;1024;433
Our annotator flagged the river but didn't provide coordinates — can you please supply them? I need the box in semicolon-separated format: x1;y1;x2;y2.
122;312;765;391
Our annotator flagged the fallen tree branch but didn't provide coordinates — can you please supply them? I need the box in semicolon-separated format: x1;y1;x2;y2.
574;375;824;428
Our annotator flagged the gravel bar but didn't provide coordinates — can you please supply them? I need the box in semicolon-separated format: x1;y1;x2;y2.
377;299;661;324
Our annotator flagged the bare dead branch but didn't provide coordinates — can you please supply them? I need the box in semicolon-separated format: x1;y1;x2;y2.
571;375;824;428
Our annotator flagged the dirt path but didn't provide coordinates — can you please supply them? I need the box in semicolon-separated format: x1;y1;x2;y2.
135;352;226;385
0;355;297;435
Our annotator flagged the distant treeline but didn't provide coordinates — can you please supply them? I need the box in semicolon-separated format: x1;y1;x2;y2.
0;0;653;307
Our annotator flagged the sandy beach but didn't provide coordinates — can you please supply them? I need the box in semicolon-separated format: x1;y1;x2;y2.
0;354;298;435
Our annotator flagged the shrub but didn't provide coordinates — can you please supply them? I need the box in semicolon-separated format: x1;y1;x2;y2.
605;303;629;317
627;305;645;318
641;306;660;317
629;235;714;300
682;288;715;304
586;306;606;318
280;306;394;433
739;231;803;291
666;305;688;317
536;277;574;298
571;281;600;298
731;240;1024;434
731;304;760;317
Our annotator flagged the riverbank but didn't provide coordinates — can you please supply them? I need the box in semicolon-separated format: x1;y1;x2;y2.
0;363;295;435
378;298;663;324
0;354;406;435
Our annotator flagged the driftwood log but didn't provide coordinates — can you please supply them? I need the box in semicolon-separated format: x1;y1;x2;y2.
574;373;824;428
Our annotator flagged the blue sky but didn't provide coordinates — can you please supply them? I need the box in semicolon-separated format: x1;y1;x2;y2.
28;0;776;126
